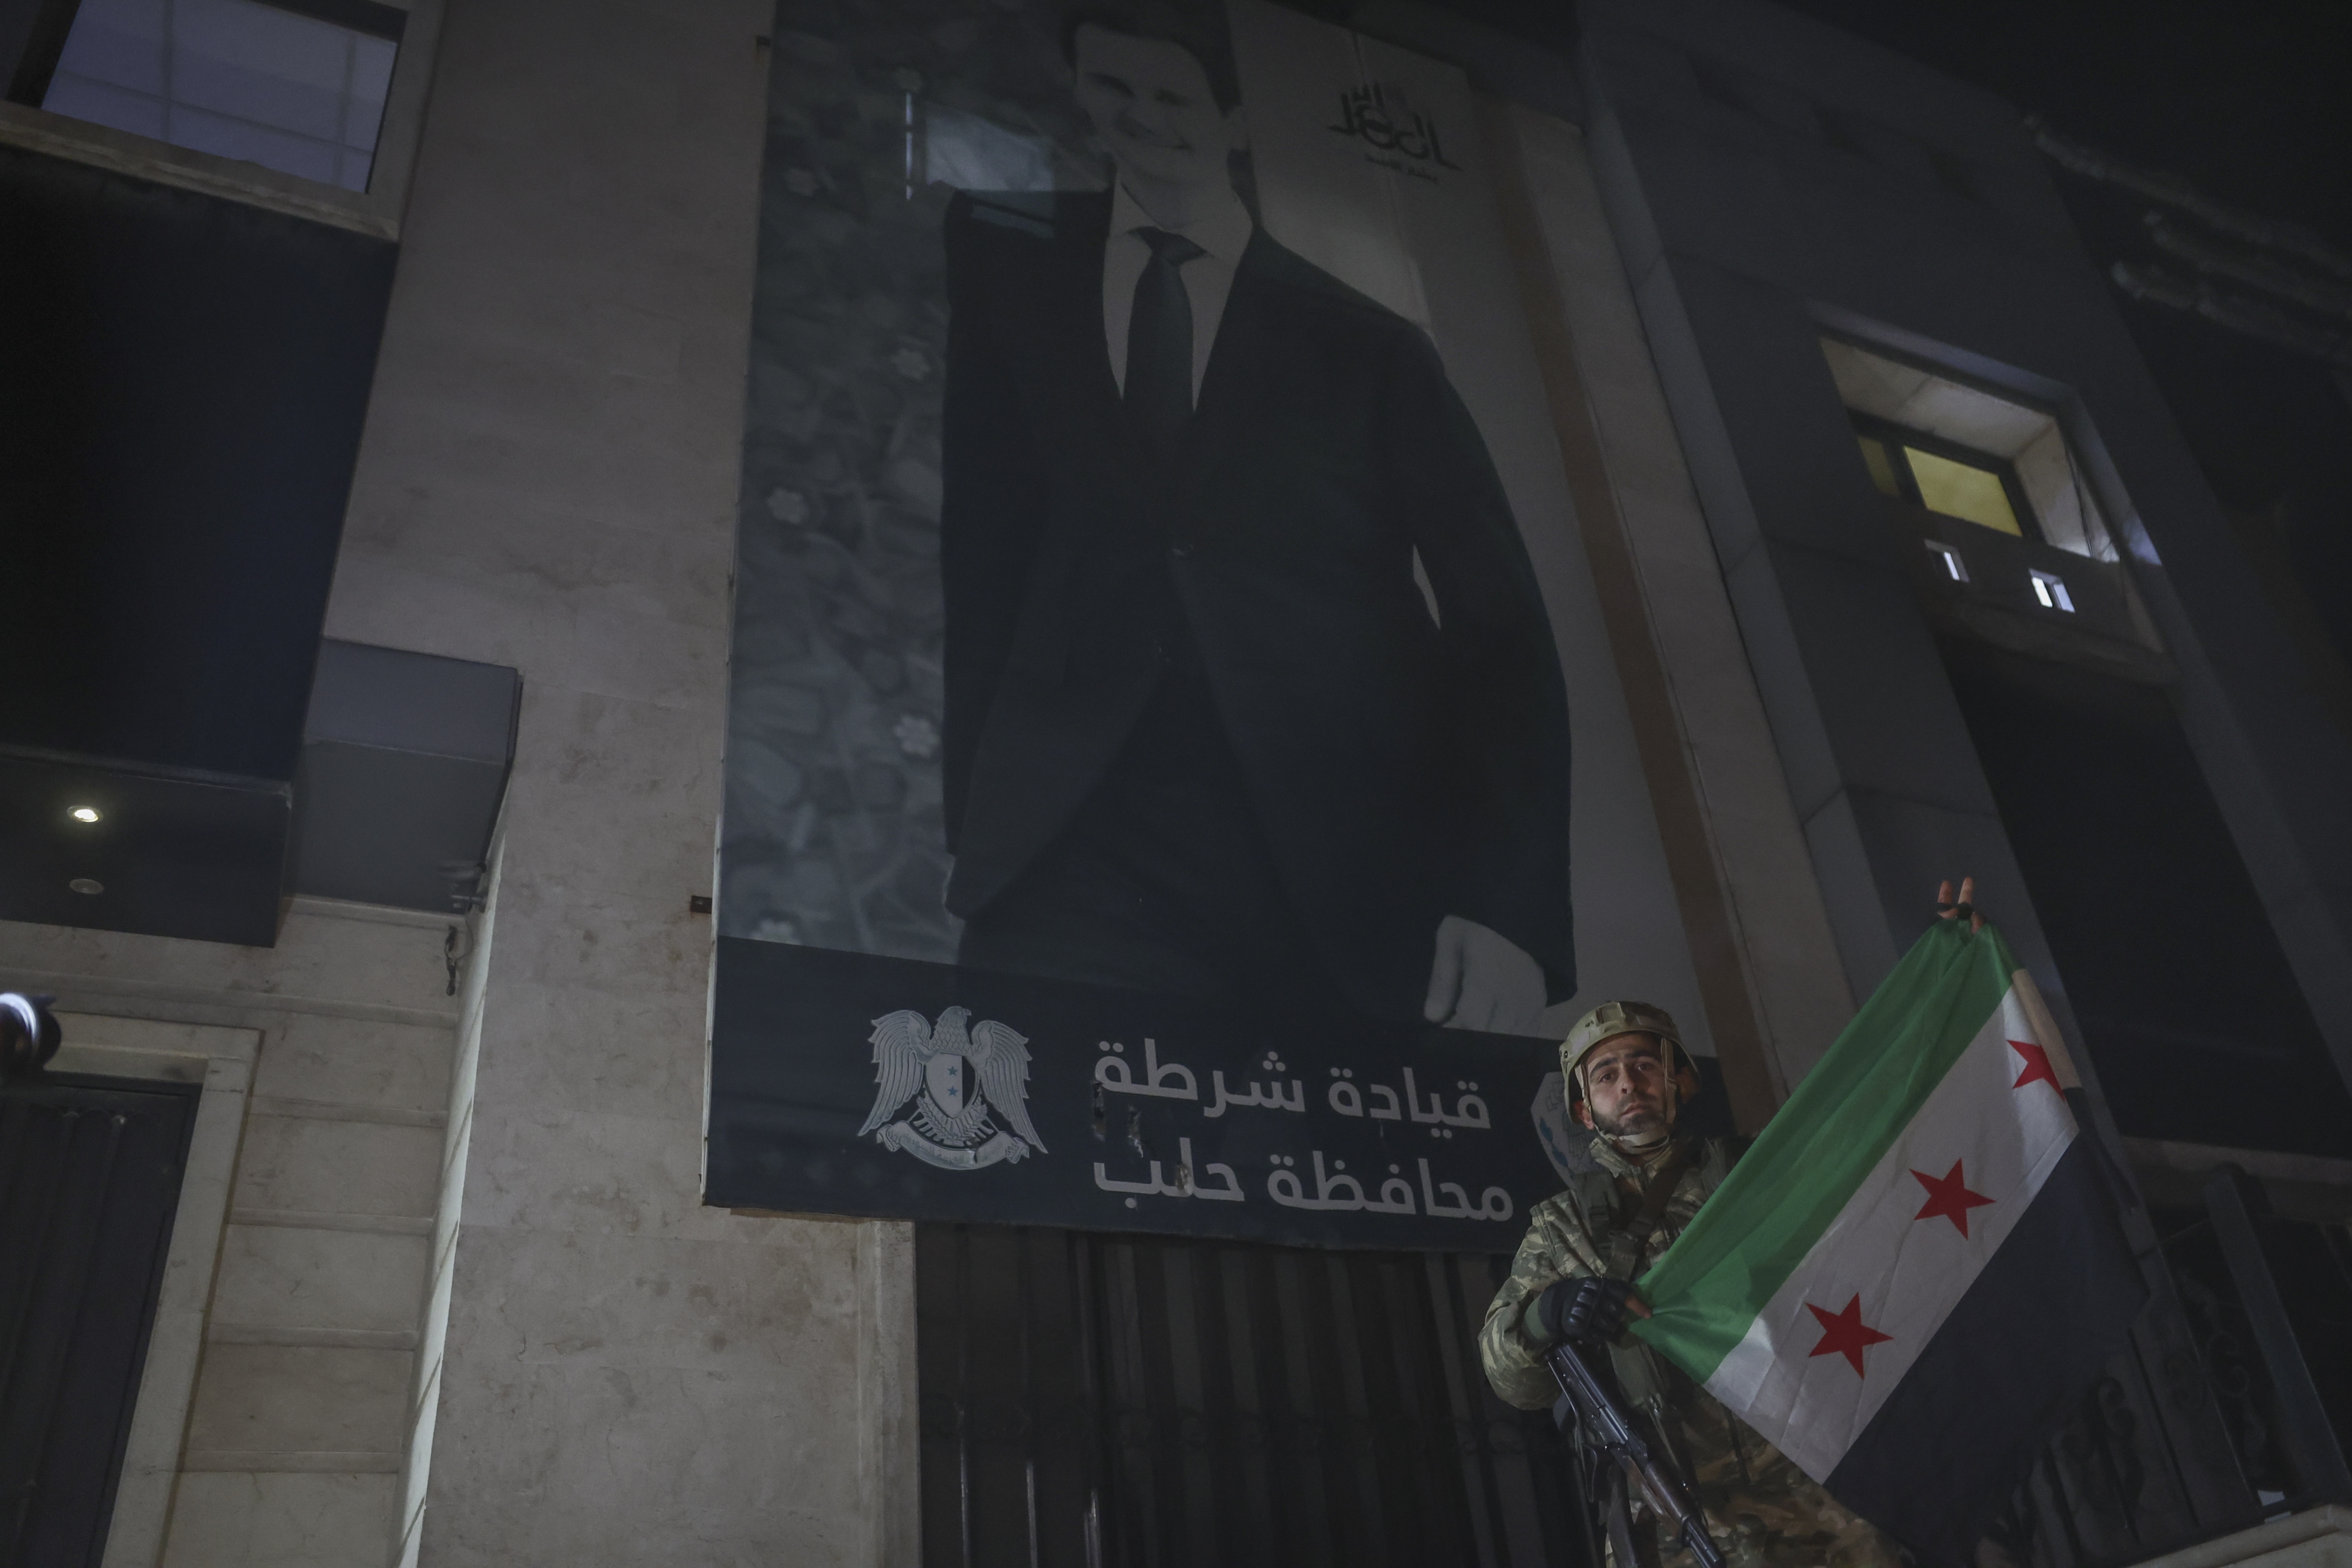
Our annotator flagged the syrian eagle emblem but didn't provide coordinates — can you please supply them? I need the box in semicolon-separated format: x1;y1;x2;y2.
858;1005;1046;1170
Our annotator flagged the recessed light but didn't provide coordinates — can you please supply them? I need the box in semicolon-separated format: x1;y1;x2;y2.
69;878;104;895
70;806;102;823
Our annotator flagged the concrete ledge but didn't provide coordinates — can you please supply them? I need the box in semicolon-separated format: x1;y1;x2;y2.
2124;1139;2352;1189
2132;1506;2352;1568
9;967;457;1030
181;1450;405;1475
230;1207;436;1236
247;1094;448;1129
208;1323;423;1352
2125;1138;2352;1221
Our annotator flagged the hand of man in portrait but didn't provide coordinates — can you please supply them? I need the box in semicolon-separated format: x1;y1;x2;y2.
1423;915;1547;1035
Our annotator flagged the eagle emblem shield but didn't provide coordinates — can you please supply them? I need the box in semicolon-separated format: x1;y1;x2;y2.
858;1006;1045;1170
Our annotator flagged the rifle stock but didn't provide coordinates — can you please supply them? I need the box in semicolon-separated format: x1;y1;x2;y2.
1545;1341;1727;1568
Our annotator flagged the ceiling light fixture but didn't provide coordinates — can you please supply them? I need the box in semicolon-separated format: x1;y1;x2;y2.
69;878;103;895
70;806;102;823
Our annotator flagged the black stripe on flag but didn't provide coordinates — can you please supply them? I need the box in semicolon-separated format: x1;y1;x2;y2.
1825;1137;2147;1566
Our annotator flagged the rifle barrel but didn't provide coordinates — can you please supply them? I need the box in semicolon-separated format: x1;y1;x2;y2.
1544;1342;1728;1568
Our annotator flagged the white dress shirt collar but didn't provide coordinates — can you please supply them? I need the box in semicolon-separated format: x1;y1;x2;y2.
1107;180;1255;267
1102;181;1256;401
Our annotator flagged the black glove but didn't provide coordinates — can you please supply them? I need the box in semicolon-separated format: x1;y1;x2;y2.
1537;1276;1632;1346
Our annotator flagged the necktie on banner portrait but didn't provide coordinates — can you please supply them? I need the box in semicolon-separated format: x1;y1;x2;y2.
1125;225;1205;470
1628;918;2147;1564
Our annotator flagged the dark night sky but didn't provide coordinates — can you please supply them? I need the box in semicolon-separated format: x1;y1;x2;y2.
1771;0;2352;249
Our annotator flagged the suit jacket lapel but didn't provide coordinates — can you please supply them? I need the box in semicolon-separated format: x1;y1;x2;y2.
977;192;1165;543
1180;231;1290;532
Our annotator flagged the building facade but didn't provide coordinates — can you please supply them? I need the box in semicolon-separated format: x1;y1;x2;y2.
2;0;2346;1562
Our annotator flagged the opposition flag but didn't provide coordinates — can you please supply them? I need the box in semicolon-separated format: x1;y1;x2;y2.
1630;918;2147;1564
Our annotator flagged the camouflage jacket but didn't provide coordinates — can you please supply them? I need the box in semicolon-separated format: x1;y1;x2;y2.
1479;1134;1903;1568
1478;1132;1724;1410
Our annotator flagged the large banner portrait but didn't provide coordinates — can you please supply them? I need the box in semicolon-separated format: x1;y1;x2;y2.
710;0;1716;1247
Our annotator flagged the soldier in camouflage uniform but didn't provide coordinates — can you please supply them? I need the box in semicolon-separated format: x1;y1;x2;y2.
1480;1001;1905;1568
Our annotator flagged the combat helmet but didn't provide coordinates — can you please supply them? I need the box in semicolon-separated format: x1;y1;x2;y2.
1559;999;1686;1100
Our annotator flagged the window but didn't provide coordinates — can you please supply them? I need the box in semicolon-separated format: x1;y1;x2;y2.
2029;570;2075;613
21;0;404;192
1925;540;1969;583
1858;433;1903;499
1904;446;2022;536
1854;418;2033;538
1823;337;2120;561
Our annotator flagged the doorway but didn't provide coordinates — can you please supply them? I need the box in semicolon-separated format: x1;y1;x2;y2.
0;1071;197;1565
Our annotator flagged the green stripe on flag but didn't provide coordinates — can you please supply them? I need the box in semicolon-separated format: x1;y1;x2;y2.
1630;918;2018;1385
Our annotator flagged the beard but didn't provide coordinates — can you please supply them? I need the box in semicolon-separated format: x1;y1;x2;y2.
1590;1093;1671;1145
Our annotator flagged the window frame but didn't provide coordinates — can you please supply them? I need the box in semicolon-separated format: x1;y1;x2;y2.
0;0;440;239
1851;411;2044;544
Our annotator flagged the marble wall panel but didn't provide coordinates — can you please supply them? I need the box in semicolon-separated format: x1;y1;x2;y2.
418;1357;871;1568
472;874;710;1008
439;1226;862;1375
338;502;730;662
209;1226;432;1336
160;1473;397;1568
570;517;735;632
234;1116;444;1220
454;1109;718;1240
183;1345;413;1456
321;553;581;684
519;690;729;820
456;974;705;1124
250;1016;455;1116
497;796;716;917
561;604;733;716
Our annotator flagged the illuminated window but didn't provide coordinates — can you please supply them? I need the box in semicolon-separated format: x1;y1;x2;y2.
1904;446;2022;536
31;0;404;193
1850;415;2036;541
1858;435;1902;499
2029;570;2074;612
1924;540;1969;583
1825;338;2129;556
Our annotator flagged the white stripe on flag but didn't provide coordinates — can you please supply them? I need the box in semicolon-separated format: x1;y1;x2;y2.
1702;985;2078;1481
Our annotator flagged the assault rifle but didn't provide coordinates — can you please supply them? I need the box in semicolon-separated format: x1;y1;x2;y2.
1545;1340;1727;1568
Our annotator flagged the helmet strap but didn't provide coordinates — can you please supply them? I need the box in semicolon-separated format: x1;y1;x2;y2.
1580;1040;1682;1155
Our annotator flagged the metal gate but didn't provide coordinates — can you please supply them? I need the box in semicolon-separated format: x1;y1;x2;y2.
916;1224;1588;1568
0;1072;197;1567
1984;1172;2352;1568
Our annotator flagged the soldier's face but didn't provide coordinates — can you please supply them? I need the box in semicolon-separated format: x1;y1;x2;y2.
1577;1033;1672;1138
1071;25;1245;198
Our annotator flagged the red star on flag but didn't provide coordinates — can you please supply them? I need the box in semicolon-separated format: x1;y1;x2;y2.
2008;1038;2059;1092
1911;1159;1995;1237
1805;1294;1893;1377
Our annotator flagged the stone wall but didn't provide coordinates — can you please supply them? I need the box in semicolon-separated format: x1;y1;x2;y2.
317;0;918;1560
7;0;919;1561
2;900;459;1566
1494;102;1854;1101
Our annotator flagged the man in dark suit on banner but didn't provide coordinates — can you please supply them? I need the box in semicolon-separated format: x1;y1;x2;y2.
938;0;1573;1033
